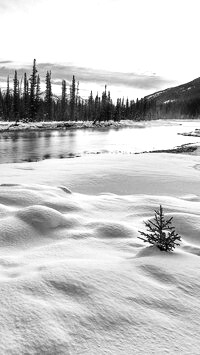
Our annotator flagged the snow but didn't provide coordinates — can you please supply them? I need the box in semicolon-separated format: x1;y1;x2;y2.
145;91;163;100
1;153;200;354
0;120;136;132
163;99;176;104
1;153;200;196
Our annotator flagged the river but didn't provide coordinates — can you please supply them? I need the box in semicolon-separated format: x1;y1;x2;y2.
0;120;200;164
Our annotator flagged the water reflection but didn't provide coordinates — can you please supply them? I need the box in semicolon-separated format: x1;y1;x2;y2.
1;121;200;164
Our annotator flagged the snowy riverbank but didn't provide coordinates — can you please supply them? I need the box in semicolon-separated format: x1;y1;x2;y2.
0;153;200;354
179;128;200;137
0;120;139;132
0;118;191;133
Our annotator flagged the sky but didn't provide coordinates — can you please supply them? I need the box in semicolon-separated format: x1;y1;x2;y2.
0;0;200;100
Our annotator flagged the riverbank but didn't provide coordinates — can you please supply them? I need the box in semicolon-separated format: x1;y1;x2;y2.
148;142;200;155
0;118;190;132
179;128;200;137
0;119;140;132
1;118;200;134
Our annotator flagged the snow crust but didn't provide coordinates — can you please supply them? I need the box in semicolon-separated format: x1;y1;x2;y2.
0;153;200;354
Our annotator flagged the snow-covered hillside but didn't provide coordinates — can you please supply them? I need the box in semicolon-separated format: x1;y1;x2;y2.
0;153;200;354
145;76;200;104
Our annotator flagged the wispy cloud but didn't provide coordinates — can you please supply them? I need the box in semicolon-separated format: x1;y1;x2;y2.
0;0;23;10
0;0;44;12
0;61;175;95
0;0;9;10
0;60;13;64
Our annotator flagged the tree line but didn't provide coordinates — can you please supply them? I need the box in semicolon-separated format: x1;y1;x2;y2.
135;96;200;120
0;59;139;122
1;59;199;122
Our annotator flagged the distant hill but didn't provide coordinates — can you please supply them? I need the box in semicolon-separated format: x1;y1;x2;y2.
145;77;200;103
137;77;200;119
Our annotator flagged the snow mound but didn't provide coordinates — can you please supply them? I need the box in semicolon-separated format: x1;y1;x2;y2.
172;212;200;245
93;221;136;239
180;194;200;201
138;263;178;287
135;245;163;258
16;205;68;229
182;244;200;256
0;184;200;354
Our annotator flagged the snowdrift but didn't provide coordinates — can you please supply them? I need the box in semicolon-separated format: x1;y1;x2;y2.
0;183;200;354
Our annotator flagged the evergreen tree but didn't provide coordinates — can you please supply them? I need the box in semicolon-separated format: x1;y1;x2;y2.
130;100;136;118
100;85;108;121
138;205;181;252
77;96;82;121
76;81;79;110
44;71;52;120
29;59;38;120
125;98;129;118
106;90;113;121
93;93;100;123
5;76;12;120
35;74;41;118
23;73;29;120
70;75;76;120
61;79;67;120
13;70;19;121
88;91;94;121
114;98;121;121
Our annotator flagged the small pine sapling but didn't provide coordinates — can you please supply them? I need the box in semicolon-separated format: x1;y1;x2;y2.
138;205;181;252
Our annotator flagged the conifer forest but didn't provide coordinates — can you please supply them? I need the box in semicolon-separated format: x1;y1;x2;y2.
0;59;200;122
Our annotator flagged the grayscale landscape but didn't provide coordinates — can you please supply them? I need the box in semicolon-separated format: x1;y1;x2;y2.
0;0;200;354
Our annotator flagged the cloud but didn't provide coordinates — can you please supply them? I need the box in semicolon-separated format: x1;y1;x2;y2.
0;60;13;64
0;0;22;10
0;0;44;12
0;61;175;96
0;0;8;10
37;63;174;91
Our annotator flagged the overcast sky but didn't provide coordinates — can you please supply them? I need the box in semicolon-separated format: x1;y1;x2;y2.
0;0;200;99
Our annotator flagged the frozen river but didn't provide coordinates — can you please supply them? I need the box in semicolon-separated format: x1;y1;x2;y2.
0;120;200;164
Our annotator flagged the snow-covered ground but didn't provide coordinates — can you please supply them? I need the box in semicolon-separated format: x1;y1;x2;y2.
1;153;200;354
180;128;200;137
0;120;136;132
